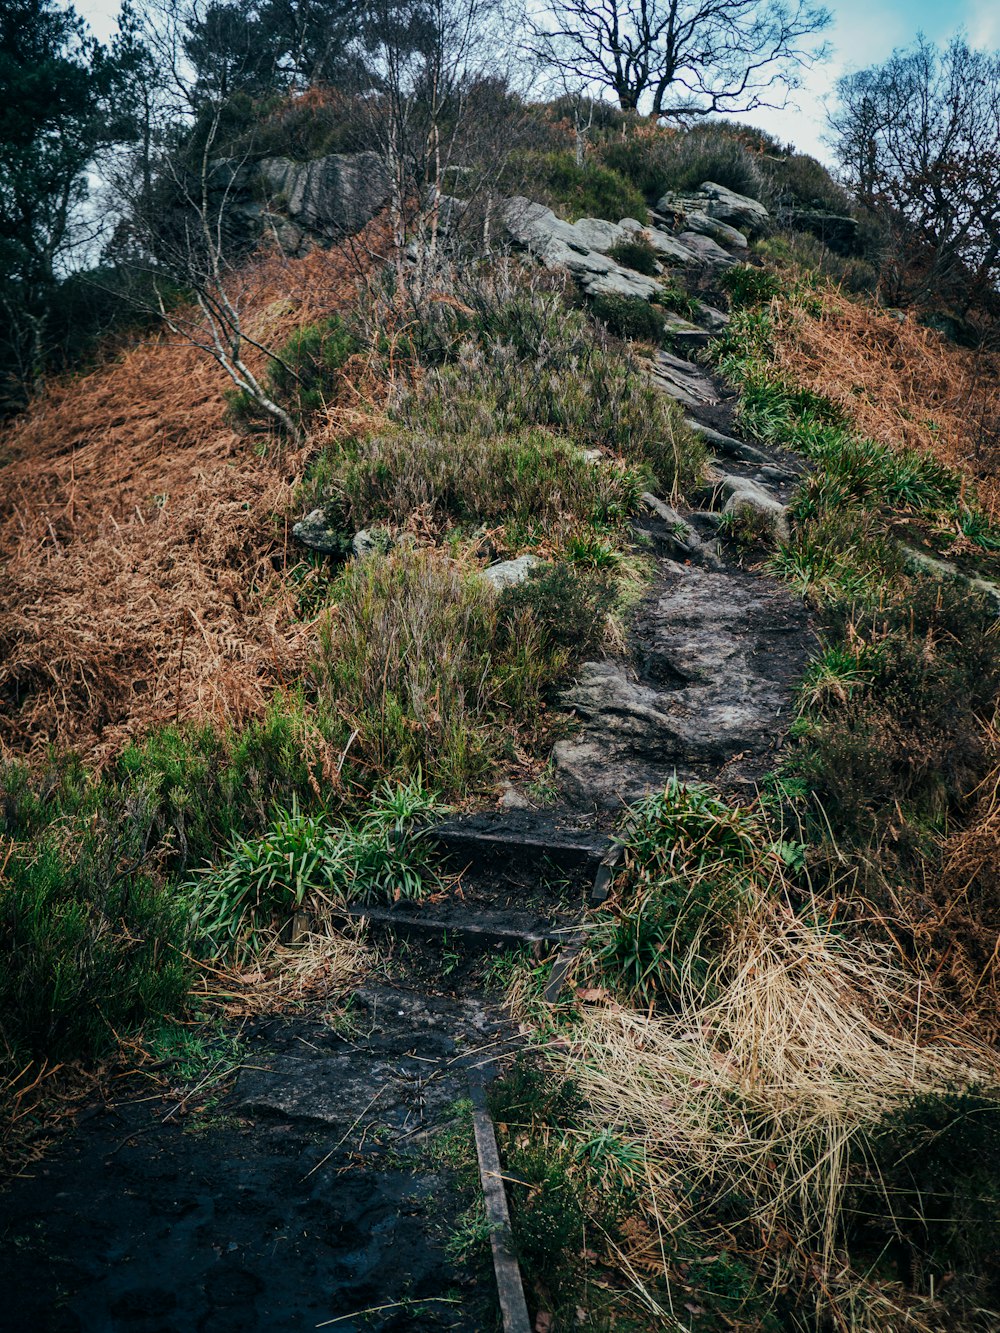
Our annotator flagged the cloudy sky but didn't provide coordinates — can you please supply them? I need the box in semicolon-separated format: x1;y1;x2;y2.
76;0;1000;163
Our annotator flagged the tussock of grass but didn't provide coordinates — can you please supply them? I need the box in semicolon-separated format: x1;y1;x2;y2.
324;426;644;546
314;546;608;793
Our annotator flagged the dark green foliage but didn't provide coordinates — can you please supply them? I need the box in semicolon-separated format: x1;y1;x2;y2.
228;315;359;430
0;802;189;1066
505;150;648;223
856;1089;1000;1306
719;263;783;310
607;235;659;276
763;151;854;214
790;585;1000;848
590;292;664;342
497;564;616;660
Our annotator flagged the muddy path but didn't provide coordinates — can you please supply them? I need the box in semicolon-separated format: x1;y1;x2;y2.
0;983;518;1333
0;347;814;1332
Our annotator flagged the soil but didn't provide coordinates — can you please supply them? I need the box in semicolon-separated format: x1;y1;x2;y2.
0;983;516;1333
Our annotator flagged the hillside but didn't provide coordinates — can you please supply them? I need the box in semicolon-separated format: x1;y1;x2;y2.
3;105;1000;1333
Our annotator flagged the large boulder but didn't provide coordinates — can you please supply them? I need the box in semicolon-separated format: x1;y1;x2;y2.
676;231;739;269
698;181;770;235
681;211;748;249
572;217;628;252
260;152;391;238
630;222;702;266
502;197;660;298
716;474;790;541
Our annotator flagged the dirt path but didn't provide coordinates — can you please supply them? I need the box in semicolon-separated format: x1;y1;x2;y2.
0;985;518;1333
552;350;814;809
0;353;813;1333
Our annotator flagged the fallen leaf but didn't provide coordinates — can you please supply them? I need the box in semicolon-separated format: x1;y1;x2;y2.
535;1313;553;1333
575;987;609;1002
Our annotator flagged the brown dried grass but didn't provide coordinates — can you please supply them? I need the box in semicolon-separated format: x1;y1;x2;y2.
0;241;384;764
772;291;1000;516
562;886;1000;1329
190;919;376;1019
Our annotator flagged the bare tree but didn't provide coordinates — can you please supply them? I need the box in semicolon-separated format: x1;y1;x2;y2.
355;0;529;298
831;36;1000;313
528;0;830;119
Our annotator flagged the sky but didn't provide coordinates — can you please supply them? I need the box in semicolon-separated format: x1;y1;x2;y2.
76;0;1000;164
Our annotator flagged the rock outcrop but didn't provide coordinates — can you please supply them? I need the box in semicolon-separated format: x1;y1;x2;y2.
260;152;391;241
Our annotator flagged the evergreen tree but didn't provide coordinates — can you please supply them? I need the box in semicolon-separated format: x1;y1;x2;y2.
0;0;131;406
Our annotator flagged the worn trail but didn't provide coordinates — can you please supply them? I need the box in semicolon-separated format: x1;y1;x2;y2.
0;190;815;1331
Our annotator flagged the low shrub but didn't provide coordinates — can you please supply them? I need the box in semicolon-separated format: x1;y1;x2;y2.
589;292;664;342
585;781;797;1008
503;149;648;223
408;330;704;496
323;426;645;545
607;234;659;275
497;563;616;659
228;315;359;430
314;548;588;793
0;802;189;1067
854;1089;1000;1309
598;122;767;202
789;584;1000;846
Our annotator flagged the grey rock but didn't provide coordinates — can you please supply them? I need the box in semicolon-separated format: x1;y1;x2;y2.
661;310;711;351
682;211;749;249
650;350;719;408
645;227;702;265
653;190;705;219
500;783;536;811
553;559;811;806
684;418;774;468
699;181;770;234
676;231;739;269
481;554;539;589
642;492;723;569
352;528;383;559
260;151;391;238
693;302;730;333
292;508;342;555
502;198;656;292
571;217;627;252
716;474;790;541
584;267;660;300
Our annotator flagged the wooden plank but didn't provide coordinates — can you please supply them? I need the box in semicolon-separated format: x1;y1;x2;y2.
468;1077;532;1333
543;844;624;1003
339;903;564;947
